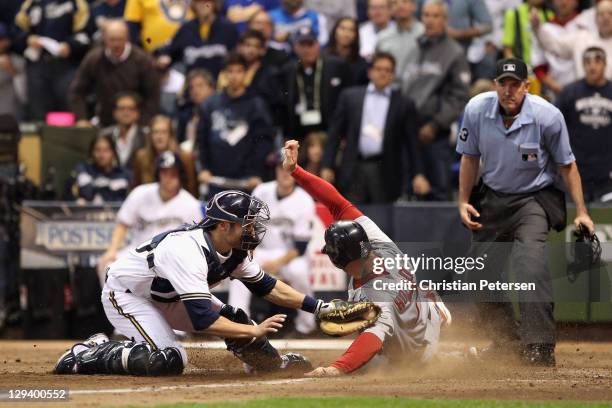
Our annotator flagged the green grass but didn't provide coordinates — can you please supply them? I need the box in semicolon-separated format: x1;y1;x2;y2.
152;397;612;408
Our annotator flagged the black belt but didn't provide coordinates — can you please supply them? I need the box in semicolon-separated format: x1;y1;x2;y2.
358;154;383;162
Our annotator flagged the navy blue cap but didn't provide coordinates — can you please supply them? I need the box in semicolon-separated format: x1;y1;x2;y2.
293;26;317;43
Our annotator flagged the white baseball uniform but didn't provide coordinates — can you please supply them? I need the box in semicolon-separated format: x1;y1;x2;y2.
102;227;277;365
228;182;316;334
97;183;203;284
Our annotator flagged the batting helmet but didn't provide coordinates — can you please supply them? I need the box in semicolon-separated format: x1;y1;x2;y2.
155;151;187;186
201;190;270;251
322;221;371;269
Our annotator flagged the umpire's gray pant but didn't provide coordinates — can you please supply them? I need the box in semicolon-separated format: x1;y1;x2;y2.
470;190;555;345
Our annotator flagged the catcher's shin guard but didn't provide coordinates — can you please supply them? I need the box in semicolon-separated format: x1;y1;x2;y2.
55;338;184;376
220;305;283;372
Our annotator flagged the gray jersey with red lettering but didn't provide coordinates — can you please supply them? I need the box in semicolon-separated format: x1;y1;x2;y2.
347;216;443;360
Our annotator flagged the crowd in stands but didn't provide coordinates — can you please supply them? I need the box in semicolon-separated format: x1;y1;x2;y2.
0;0;611;204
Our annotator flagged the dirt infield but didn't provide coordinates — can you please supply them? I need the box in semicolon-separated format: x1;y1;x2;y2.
1;339;612;407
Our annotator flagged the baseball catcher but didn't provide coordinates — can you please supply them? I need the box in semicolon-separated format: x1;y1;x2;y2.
282;140;452;377
54;190;346;376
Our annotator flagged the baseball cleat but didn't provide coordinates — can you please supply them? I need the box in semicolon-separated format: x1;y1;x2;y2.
522;343;556;367
84;333;110;347
280;352;312;371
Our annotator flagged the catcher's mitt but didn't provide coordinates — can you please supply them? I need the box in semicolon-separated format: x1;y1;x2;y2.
567;224;602;282
317;300;381;337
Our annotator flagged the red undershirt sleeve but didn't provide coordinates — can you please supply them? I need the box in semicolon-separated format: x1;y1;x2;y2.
291;165;363;221
330;332;383;373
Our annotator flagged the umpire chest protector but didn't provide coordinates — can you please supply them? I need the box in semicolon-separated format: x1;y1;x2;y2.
136;226;248;299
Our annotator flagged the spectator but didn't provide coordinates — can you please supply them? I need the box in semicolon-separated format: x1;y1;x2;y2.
438;0;492;51
0;23;26;119
467;0;521;80
228;159;316;336
248;10;291;68
359;0;395;60
123;0;193;51
304;0;357;35
377;0;424;79
89;0;126;42
401;0;471;201
321;52;423;204
97;150;202;285
533;0;582;99
14;0;91;121
556;47;612;202
158;64;185;117
66;134;130;204
157;0;239;77
269;0;328;52
99;92;147;168
176;69;216;149
574;0;602;33
279;27;352;142
445;0;493;80
502;0;554;66
325;17;369;85
298;131;326;176
224;0;280;32
69;19;160;127
532;0;612;81
132;115;198;197
217;29;282;117
197;53;275;198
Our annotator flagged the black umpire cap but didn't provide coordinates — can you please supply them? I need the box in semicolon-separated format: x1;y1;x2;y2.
495;58;528;81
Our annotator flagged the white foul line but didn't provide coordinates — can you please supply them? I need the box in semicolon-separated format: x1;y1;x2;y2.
183;339;352;350
70;378;316;396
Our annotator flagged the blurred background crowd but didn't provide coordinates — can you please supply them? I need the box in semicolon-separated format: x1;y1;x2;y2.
0;0;610;205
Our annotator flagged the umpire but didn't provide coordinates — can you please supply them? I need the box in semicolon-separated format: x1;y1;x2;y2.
456;58;595;366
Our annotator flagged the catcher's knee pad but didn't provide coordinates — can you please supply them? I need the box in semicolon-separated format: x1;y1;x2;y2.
122;342;185;376
220;305;282;372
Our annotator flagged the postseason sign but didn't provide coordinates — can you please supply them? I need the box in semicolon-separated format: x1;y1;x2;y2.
35;221;115;251
21;201;123;269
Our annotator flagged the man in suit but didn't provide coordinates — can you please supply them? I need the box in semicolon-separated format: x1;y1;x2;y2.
279;26;352;142
320;52;427;204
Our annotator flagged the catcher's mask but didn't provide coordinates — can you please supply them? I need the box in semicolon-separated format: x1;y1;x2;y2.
322;220;371;269
201;190;270;252
567;224;602;282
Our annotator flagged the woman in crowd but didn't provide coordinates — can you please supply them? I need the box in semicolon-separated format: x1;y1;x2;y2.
299;131;327;177
132;115;198;197
325;17;368;85
66;134;130;204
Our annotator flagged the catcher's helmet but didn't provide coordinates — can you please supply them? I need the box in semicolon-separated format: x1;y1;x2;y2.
201;190;270;251
322;221;372;269
155;151;187;186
